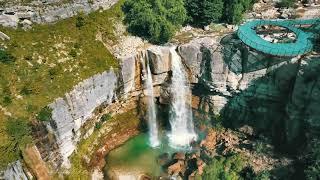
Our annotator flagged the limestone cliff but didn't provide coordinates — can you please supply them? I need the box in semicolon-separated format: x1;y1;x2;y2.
7;34;319;178
0;0;119;27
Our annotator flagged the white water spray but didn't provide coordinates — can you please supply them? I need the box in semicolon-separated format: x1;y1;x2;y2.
168;47;197;148
144;60;160;147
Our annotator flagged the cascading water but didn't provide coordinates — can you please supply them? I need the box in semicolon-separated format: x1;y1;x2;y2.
144;59;160;147
168;47;197;148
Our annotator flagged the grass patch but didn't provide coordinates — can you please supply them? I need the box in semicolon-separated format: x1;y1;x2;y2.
0;0;125;170
68;110;140;179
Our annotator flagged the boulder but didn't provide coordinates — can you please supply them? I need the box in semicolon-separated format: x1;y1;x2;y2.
173;152;186;161
200;129;217;151
168;160;185;176
147;46;171;74
0;31;10;40
0;14;19;27
4;161;28;180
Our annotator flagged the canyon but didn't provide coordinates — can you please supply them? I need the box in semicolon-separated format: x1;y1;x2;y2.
2;33;319;178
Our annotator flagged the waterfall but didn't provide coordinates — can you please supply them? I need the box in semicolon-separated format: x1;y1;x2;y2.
168;47;197;148
144;59;160;147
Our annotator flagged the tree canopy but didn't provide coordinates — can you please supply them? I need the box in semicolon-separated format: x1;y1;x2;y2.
122;0;187;44
224;0;256;24
185;0;224;27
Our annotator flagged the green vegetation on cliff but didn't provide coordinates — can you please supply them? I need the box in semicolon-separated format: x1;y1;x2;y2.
122;0;187;44
199;154;245;180
0;0;125;169
122;0;256;43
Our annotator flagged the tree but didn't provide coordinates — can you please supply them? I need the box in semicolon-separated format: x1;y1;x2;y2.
223;0;255;24
185;0;224;27
122;0;187;44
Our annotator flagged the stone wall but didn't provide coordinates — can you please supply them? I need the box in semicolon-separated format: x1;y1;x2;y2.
0;0;119;27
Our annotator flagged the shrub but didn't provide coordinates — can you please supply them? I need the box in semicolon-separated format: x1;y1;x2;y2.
2;95;12;106
122;0;187;44
76;14;86;28
37;106;53;122
69;49;77;58
276;0;296;8
20;86;33;95
0;49;15;63
185;0;224;27
2;118;32;169
201;154;245;180
95;122;102;129
101;113;112;122
5;118;32;148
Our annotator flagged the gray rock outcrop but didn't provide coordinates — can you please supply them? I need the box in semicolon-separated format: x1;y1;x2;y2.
47;70;118;168
0;0;119;27
3;161;28;180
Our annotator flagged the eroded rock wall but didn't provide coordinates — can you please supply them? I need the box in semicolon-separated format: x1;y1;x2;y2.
0;0;119;27
23;34;319;176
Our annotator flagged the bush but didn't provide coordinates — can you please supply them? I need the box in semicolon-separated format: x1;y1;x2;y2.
101;113;112;122
276;0;296;8
76;14;86;28
0;49;15;63
2;96;12;106
122;0;187;44
5;118;32;148
201;154;245;180
37;106;53;122
95;122;102;129
185;0;224;27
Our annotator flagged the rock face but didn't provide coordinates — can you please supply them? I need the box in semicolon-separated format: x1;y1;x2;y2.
286;57;320;144
175;36;319;150
3;161;28;180
34;45;169;171
47;70;118;168
17;33;319;176
0;0;119;27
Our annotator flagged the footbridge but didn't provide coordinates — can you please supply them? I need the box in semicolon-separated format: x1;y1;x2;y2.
237;18;320;57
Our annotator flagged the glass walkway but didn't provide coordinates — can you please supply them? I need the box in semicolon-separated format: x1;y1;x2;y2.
237;18;320;57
